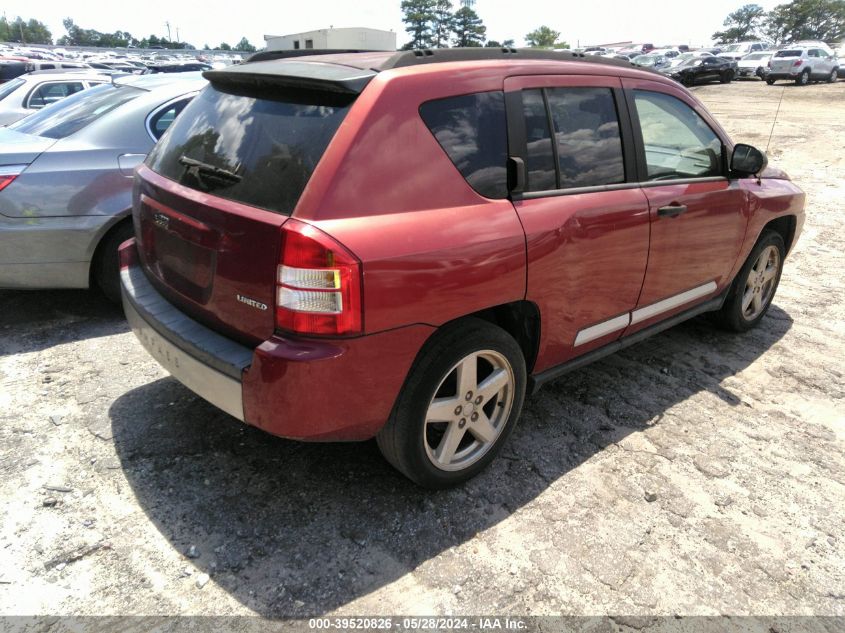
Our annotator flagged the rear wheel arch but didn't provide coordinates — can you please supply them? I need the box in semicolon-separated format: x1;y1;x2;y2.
464;301;541;374
89;214;134;301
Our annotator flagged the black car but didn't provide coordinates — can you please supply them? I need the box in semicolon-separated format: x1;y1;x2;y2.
664;56;737;86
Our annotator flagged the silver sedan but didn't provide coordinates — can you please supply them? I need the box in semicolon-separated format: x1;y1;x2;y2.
0;73;207;300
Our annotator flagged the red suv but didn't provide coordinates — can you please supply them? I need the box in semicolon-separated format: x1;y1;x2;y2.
119;49;805;487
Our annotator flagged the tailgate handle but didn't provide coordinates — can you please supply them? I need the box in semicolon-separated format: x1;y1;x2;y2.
141;194;219;248
657;204;688;218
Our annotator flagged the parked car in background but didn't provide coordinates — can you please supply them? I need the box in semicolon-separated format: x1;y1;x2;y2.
667;51;714;68
632;53;672;70
736;52;773;79
0;73;206;301
119;49;804;487
24;61;92;72
837;47;845;77
143;62;212;74
650;47;681;58
0;71;113;126
664;55;737;85
0;59;28;84
718;41;773;61
766;46;838;85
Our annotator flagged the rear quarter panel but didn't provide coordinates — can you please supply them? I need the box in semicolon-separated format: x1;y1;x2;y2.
294;65;528;335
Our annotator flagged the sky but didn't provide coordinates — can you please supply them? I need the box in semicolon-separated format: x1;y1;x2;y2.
2;0;784;49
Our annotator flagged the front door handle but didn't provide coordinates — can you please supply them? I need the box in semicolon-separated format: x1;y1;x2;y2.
657;204;688;218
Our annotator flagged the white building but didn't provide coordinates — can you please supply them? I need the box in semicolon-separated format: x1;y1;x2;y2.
264;28;397;52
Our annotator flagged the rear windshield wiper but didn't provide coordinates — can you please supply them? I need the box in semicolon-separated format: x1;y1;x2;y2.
178;155;241;185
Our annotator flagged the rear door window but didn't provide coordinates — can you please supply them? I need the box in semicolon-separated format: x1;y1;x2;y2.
519;86;625;192
146;85;352;215
419;91;508;199
547;87;625;189
147;97;192;140
27;82;84;109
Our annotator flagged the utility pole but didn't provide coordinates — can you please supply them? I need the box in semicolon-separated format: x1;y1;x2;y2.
176;27;180;44
165;21;172;43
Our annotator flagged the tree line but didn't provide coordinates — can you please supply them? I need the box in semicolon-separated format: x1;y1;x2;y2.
713;0;845;44
0;15;257;51
401;1;569;49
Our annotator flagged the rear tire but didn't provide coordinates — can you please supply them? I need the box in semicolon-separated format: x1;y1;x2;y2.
796;69;810;85
376;318;527;488
94;220;134;304
766;77;776;85
714;230;785;332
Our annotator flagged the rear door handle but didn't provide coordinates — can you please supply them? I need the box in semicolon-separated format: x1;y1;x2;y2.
657;204;688;218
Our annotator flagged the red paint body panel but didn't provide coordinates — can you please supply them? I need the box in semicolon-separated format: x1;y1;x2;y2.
133;165;287;346
242;325;434;441
313;202;526;333
636;181;747;301
515;189;650;371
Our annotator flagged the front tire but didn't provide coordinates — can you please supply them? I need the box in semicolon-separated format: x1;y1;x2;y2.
719;70;732;83
715;231;785;332
377;318;527;488
827;69;837;83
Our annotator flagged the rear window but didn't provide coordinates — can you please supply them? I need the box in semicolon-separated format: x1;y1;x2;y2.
9;83;142;139
775;50;801;58
419;91;508;199
146;85;351;215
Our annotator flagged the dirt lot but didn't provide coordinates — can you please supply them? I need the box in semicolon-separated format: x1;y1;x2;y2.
1;79;843;620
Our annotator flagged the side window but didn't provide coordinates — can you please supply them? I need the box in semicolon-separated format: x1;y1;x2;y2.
148;98;191;140
519;87;624;192
808;49;819;58
521;89;556;191
419;91;508;199
27;82;84;109
546;87;625;189
633;90;723;181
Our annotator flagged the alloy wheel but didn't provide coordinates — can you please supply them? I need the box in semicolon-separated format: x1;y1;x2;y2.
741;245;780;321
423;350;515;472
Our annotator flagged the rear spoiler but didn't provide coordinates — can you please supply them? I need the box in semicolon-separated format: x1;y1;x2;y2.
203;59;376;96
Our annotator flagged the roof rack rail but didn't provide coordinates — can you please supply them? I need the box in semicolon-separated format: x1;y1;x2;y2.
247;49;380;64
380;47;637;71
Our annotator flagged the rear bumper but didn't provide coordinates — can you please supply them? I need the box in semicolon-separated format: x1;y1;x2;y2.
119;239;435;441
121;244;252;421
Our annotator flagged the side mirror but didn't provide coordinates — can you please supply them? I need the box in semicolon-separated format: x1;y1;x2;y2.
731;143;767;176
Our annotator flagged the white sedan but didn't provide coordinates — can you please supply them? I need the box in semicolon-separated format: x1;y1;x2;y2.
0;71;112;126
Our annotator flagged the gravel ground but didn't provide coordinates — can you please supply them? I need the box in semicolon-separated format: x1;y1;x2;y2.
0;79;843;619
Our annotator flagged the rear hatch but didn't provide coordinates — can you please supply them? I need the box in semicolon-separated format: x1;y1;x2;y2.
135;59;374;345
770;50;802;73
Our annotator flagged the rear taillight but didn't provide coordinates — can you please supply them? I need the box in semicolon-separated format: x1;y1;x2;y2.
0;164;26;193
768;60;773;68
793;60;802;67
275;219;363;336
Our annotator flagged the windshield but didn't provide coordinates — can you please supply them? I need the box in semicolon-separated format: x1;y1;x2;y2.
743;53;768;60
722;44;744;52
633;55;663;66
0;77;24;102
9;82;143;139
775;50;801;58
677;57;703;68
